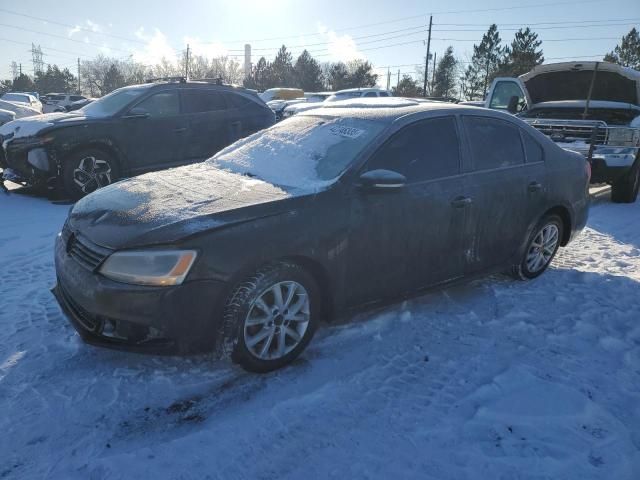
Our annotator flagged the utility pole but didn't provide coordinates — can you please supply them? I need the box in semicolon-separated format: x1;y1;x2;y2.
423;15;433;97
185;44;190;79
397;69;400;88
431;52;437;95
19;63;22;76
77;58;81;94
386;68;390;90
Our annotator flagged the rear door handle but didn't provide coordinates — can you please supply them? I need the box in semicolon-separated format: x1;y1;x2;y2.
528;181;542;193
451;196;472;208
174;127;187;134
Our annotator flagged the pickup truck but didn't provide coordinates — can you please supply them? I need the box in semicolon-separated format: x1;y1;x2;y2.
485;61;640;203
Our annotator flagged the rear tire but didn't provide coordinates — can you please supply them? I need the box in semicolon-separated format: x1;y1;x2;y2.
611;162;639;204
62;148;119;200
512;214;563;280
222;262;321;373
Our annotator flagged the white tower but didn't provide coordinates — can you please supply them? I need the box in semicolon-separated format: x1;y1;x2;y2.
244;44;252;79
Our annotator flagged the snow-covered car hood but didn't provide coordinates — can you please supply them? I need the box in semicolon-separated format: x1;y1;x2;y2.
68;163;296;249
0;111;86;140
520;61;640;106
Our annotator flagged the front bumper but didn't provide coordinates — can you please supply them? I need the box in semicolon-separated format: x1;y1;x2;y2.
52;233;229;355
557;143;638;184
0;136;54;185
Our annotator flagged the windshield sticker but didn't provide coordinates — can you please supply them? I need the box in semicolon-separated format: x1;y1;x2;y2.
329;125;365;139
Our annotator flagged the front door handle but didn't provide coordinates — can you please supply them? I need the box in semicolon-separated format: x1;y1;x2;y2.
174;127;187;134
528;181;542;193
451;196;472;208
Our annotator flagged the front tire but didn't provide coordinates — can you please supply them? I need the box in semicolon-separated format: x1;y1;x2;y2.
513;214;563;280
611;162;639;204
62;148;118;200
222;262;321;373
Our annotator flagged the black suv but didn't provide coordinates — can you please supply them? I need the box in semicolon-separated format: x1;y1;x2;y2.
0;79;275;198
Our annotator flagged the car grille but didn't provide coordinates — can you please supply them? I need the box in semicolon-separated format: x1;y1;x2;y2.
525;119;608;144
63;224;112;271
58;282;100;332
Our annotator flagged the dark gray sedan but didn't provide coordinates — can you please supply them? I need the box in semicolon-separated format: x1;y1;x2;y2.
53;99;590;372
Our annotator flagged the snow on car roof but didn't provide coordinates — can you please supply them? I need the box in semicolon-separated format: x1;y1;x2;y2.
299;98;479;122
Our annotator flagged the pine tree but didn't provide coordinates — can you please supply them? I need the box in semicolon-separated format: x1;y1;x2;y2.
327;62;349;90
12;73;35;92
432;46;458;98
604;28;640;69
271;45;294;87
392;75;421;97
467;24;505;99
102;64;125;94
346;60;378;88
293;50;324;92
462;62;484;101
500;28;544;77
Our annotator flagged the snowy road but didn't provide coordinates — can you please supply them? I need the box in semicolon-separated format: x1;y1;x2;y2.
1;188;639;479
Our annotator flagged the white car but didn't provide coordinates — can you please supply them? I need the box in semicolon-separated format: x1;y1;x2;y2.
1;93;42;113
283;88;391;118
0;99;41;119
43;93;87;113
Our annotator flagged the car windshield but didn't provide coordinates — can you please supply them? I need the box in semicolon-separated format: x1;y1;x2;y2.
80;87;147;117
209;115;385;190
2;93;30;103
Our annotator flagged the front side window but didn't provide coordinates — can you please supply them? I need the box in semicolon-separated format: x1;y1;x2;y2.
366;117;461;182
135;91;180;117
489;81;526;111
182;90;228;113
379;91;390;97
463;116;525;171
363;92;377;97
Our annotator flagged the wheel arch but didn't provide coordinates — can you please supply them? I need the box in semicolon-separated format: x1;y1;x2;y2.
543;205;572;246
278;255;335;322
60;140;125;176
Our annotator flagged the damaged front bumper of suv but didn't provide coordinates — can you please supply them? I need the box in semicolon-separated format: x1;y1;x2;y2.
0;134;58;188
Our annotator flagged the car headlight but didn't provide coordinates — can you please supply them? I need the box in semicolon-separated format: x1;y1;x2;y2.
607;127;640;147
99;250;197;286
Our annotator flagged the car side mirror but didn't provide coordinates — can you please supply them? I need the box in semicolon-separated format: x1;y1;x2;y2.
122;107;150;119
358;169;406;191
507;95;520;114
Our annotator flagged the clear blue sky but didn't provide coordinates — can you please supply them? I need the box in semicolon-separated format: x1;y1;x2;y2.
1;0;638;83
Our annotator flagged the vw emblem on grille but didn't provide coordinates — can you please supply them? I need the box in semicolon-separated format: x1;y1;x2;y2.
550;131;566;141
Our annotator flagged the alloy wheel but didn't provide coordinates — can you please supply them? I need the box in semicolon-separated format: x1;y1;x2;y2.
243;281;310;360
526;223;559;273
73;156;112;194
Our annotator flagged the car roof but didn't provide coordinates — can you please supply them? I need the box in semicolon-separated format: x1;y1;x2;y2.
300;97;521;125
334;87;388;94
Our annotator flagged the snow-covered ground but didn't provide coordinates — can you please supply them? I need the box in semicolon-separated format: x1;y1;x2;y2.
1;186;639;479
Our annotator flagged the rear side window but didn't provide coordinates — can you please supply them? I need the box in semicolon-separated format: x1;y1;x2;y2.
227;93;253;108
522;131;544;163
463;116;525;171
70;95;84;101
367;116;460;182
182;90;228;113
136;91;180;117
363;92;377;97
379;91;389;97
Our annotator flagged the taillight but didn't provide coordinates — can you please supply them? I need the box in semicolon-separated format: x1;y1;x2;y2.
585;160;592;182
